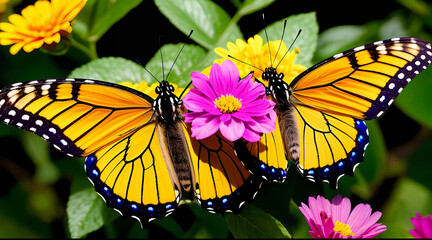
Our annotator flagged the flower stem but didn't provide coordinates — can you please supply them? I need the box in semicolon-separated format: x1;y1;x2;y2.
70;35;99;60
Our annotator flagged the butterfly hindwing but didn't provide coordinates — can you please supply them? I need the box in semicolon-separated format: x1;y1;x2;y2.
237;117;288;183
183;123;262;213
85;121;181;224
290;37;432;120
292;104;369;187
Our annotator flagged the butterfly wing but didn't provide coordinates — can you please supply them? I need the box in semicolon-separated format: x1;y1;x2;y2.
0;79;154;157
292;104;369;188
287;38;431;187
85;121;182;224
237;117;288;183
290;37;432;120
183;123;262;213
0;79;182;224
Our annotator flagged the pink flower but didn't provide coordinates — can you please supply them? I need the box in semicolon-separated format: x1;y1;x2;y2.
410;212;432;238
183;59;276;142
299;195;386;238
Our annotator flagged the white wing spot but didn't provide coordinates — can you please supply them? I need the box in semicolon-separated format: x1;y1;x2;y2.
22;114;30;121
49;127;56;134
388;83;395;89
8;110;16;116
35;120;43;126
379;96;385;102
398;73;404;79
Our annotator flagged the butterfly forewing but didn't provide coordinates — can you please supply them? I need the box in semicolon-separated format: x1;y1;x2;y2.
290;37;432;120
0;79;154;157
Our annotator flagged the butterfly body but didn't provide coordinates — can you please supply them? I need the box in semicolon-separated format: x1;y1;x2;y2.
262;67;301;163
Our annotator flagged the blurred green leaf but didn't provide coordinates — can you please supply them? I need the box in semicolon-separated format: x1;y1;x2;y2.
67;187;106;238
68;57;151;84
315;25;368;61
407;134;432;190
0;186;51;238
155;0;242;50
21;131;59;184
145;44;206;87
225;204;291;238
396;67;432;128
380;177;432;238
73;0;142;43
237;0;275;17
0;48;70;85
257;12;319;67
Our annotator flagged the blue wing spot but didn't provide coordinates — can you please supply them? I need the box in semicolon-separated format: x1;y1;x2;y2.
207;201;213;206
260;164;266;170
147;206;154;212
166;204;172;209
131;204;138;210
338;161;344;167
307;170;315;175
222;198;228;204
324;167;329;173
91;169;99;177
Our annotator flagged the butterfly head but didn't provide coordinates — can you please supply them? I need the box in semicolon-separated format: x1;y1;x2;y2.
153;80;183;124
262;67;290;103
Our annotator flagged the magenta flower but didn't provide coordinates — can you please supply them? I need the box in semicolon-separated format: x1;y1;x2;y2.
410;212;432;238
299;195;386;238
183;59;276;142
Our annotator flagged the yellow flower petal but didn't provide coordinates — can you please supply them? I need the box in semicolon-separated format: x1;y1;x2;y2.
211;34;307;85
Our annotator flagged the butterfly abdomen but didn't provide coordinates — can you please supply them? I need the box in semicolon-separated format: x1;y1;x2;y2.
159;118;193;192
276;103;300;163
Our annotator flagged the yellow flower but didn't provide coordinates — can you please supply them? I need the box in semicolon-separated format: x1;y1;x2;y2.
0;0;87;55
210;35;307;86
119;81;189;100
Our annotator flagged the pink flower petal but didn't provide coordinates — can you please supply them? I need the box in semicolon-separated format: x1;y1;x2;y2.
191;117;220;140
220;118;245;141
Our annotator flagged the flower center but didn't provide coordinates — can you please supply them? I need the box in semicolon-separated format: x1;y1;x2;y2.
214;94;242;113
333;221;354;237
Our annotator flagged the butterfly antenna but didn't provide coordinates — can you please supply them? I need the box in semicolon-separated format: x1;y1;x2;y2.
228;54;265;73
159;36;166;81
262;14;273;67
166;30;193;81
275;29;302;69
133;57;160;83
272;19;287;67
179;80;192;100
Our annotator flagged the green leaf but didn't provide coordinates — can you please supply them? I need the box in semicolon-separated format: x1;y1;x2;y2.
68;57;152;84
396;66;432;128
145;44;207;87
380;178;432;238
74;0;142;43
155;0;242;50
238;0;275;17
67;187;106;238
257;12;319;67
225;204;291;238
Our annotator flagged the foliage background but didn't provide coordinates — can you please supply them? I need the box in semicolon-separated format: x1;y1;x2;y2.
0;0;431;238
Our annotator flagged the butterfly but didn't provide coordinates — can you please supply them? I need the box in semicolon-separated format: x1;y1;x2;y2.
0;57;263;225
234;36;432;188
